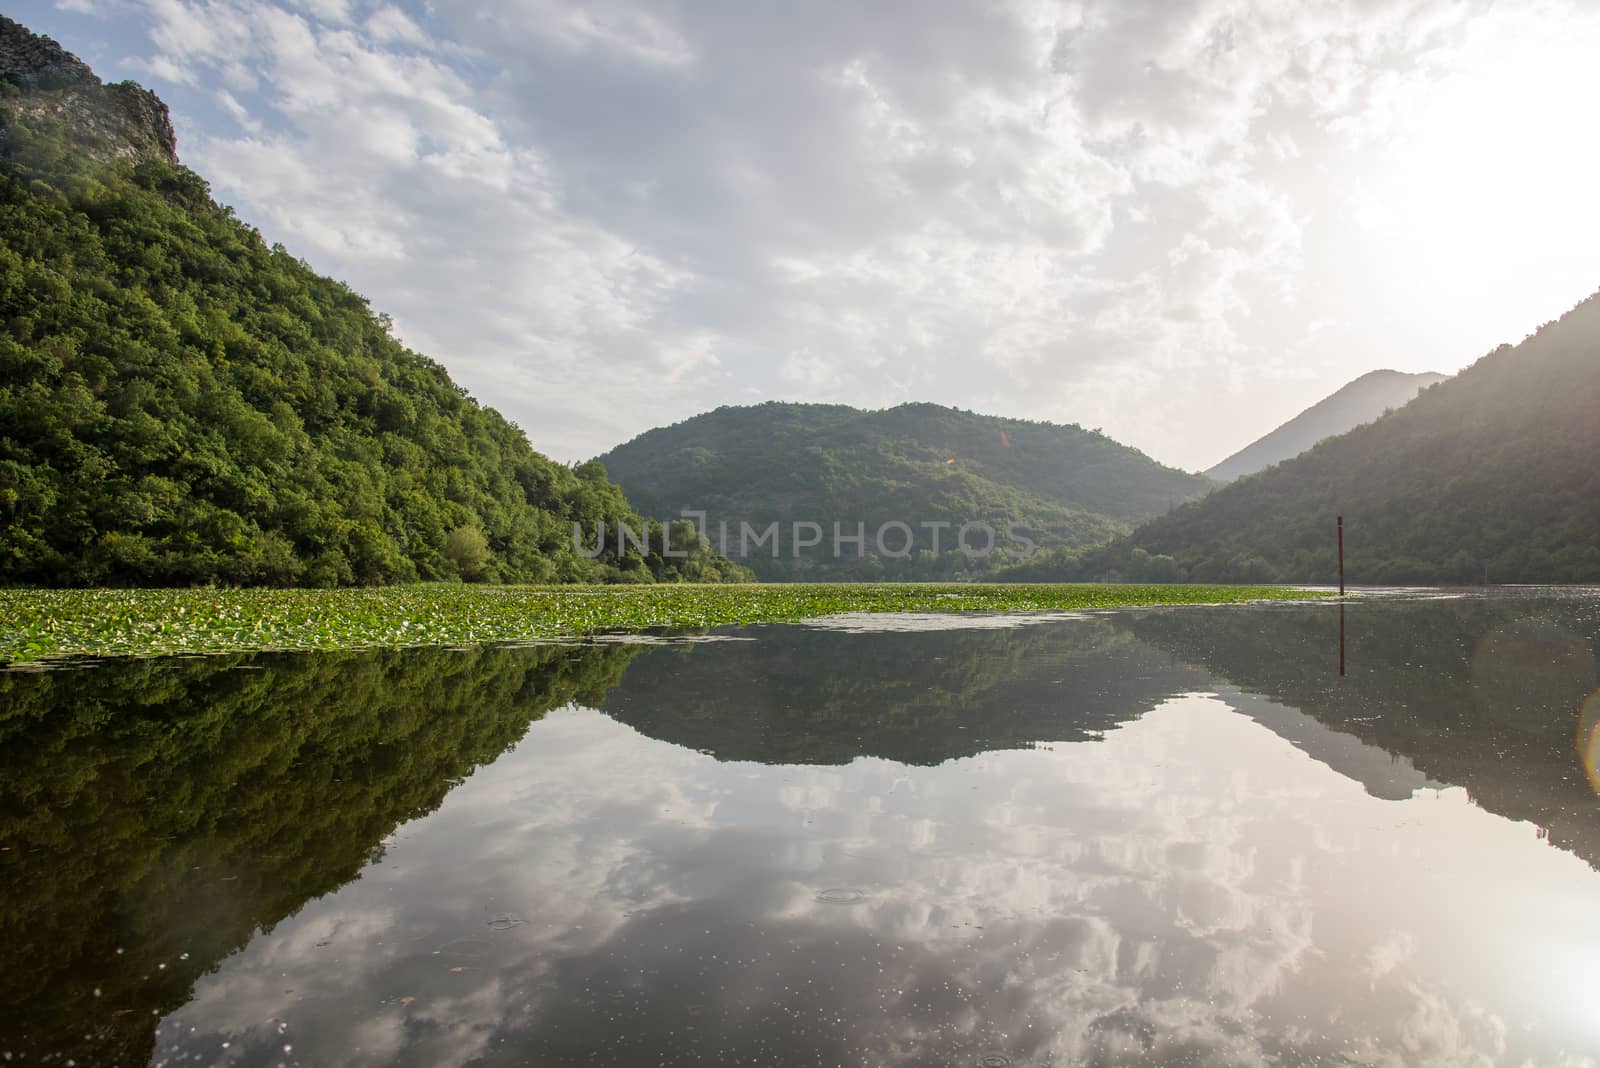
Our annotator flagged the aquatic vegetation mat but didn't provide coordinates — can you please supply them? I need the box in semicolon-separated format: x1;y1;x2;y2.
0;583;1330;664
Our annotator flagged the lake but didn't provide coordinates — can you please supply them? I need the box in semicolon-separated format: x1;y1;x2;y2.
3;589;1598;1065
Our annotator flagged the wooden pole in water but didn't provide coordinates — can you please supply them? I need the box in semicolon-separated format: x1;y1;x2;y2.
1337;515;1344;596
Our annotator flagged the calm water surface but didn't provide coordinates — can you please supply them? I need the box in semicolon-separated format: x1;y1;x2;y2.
3;590;1599;1066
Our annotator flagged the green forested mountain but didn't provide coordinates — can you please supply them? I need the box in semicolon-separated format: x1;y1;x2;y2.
1008;292;1600;584
0;17;746;587
595;401;1211;579
1204;369;1448;482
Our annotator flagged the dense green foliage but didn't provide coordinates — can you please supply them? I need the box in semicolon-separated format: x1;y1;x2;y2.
0;641;642;1066
0;582;1327;663
1009;293;1600;584
0;60;747;586
595;401;1211;579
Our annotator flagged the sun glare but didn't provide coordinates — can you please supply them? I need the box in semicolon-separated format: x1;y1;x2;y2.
1356;16;1600;359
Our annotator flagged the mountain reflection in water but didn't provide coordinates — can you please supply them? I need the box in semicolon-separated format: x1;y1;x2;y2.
2;590;1597;1065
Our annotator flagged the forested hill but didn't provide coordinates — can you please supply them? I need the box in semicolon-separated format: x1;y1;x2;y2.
1008;292;1600;585
1204;369;1448;482
0;17;746;586
595;402;1211;579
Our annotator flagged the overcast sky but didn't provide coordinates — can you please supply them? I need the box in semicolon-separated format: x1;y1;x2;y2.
15;0;1600;469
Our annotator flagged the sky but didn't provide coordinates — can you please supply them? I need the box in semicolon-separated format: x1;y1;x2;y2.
13;0;1600;469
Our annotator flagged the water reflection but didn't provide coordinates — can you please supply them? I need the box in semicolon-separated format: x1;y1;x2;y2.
0;644;640;1066
1;592;1598;1065
599;624;1203;765
1120;590;1600;866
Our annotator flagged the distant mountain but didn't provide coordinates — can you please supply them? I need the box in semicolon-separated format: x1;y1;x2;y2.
1204;370;1448;482
0;16;747;586
594;402;1210;579
1005;292;1600;585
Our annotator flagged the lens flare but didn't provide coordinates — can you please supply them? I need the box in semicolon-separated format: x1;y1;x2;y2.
1580;691;1600;796
1469;621;1595;726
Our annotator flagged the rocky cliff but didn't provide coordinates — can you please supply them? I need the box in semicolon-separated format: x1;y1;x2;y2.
0;14;177;164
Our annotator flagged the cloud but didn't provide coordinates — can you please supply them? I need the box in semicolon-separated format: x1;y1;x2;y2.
363;4;426;48
52;0;1600;466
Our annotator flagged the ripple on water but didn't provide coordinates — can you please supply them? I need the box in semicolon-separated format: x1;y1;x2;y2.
814;888;866;905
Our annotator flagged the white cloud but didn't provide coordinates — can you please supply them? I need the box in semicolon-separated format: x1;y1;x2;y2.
364;4;426;48
51;0;1600;466
214;87;261;133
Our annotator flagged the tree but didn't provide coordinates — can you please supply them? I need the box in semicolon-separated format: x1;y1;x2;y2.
444;524;491;580
0;79;750;587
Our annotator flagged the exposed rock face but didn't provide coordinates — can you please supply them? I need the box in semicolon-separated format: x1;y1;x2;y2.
0;13;98;89
0;14;178;165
